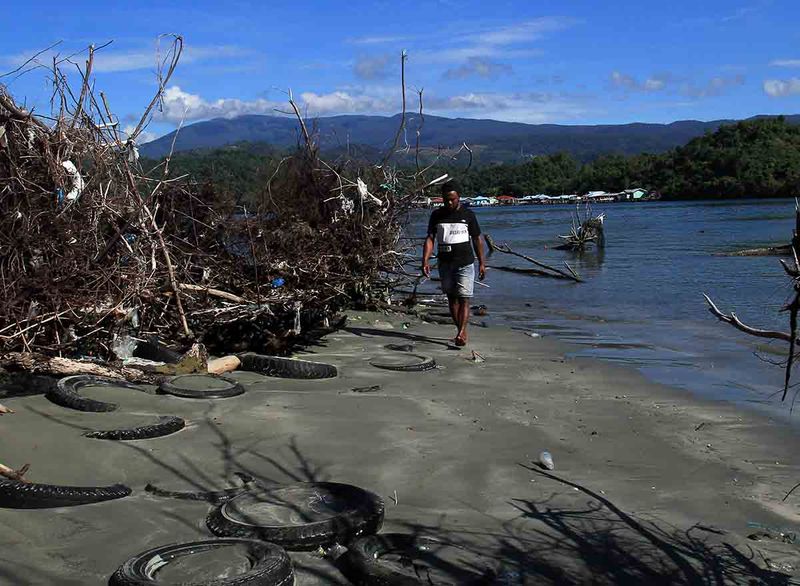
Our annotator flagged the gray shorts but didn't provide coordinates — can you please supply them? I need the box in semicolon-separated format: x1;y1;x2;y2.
439;262;475;298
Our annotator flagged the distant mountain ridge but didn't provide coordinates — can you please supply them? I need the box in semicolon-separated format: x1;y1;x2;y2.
140;113;800;163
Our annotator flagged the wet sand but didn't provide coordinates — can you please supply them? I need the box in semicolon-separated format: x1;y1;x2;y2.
1;310;799;584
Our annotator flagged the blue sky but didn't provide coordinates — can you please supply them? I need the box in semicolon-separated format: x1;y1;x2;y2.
1;0;799;141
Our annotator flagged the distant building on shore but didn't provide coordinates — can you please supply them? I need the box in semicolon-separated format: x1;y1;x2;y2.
412;187;656;208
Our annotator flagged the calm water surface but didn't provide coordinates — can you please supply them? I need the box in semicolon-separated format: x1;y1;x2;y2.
410;199;797;418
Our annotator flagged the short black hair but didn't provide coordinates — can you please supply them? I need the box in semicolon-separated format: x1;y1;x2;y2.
440;180;460;197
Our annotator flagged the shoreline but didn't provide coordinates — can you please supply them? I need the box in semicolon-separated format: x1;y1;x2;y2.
489;298;797;428
407;198;798;434
1;310;799;583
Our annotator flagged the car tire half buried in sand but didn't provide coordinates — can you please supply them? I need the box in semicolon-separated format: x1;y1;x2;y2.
83;415;186;441
206;482;385;550
159;374;245;399
46;375;155;412
145;472;256;504
109;538;294;586
0;479;131;509
237;353;338;379
368;354;437;372
339;533;500;585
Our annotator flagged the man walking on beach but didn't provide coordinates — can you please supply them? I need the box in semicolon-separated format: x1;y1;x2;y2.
422;181;486;346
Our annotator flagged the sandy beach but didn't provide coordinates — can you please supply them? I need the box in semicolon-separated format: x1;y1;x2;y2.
1;309;800;584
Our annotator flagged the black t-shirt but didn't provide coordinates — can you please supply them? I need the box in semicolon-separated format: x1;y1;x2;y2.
427;206;481;267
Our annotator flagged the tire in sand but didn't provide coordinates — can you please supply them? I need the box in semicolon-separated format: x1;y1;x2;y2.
145;472;256;503
0;479;131;509
109;538;293;586
339;534;498;585
206;482;384;550
384;343;416;352
131;337;182;364
159;374;244;399
46;375;154;412
237;353;338;379
369;354;436;372
83;416;185;441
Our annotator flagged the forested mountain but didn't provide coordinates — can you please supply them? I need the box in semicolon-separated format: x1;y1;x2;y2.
146;117;800;201
450;117;800;198
140;112;800;163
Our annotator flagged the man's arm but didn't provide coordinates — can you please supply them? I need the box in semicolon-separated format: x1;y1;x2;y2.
422;235;435;278
472;234;486;280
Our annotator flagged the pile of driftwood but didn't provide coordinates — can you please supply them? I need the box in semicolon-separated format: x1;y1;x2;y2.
0;40;411;377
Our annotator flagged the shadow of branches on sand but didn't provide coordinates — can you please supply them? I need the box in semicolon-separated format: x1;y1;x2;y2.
394;465;795;585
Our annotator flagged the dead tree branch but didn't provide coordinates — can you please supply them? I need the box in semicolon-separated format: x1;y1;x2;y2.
485;235;583;282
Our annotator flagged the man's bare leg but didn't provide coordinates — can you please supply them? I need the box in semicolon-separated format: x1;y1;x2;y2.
447;295;461;342
455;298;470;345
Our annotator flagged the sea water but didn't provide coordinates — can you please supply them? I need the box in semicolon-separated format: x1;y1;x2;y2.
409;199;796;418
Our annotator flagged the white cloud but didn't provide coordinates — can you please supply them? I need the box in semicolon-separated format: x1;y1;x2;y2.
721;4;761;22
1;43;250;74
299;91;393;115
348;35;411;45
610;71;669;92
416;46;542;65
426;91;590;123
353;55;391;80
123;124;157;144
770;59;800;68
683;75;745;97
413;17;574;65
682;2;767;26
643;78;666;91
468;16;576;45
157;86;396;121
611;71;745;98
443;57;512;80
152;85;589;124
763;78;800;97
158;86;283;122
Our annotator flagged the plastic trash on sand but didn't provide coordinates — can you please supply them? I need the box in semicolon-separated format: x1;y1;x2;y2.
538;451;554;470
112;334;138;360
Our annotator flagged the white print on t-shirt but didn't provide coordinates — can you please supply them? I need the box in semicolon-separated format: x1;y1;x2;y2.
437;221;469;245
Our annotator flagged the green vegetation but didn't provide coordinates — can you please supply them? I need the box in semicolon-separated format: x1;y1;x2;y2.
142;143;284;204
146;118;800;200
448;117;800;198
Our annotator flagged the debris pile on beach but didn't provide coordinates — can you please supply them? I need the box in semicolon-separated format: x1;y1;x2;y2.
0;40;412;378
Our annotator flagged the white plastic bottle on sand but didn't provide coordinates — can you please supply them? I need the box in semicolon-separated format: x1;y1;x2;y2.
538;451;554;470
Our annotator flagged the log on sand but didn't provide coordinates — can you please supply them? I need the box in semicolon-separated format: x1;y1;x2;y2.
207;355;241;374
0;352;156;383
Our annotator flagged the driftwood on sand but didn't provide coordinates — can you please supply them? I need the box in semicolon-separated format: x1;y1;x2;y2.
0;353;158;383
0;462;29;482
207;355;241;374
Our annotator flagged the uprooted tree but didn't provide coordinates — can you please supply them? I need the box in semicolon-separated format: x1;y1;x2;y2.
554;202;605;252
